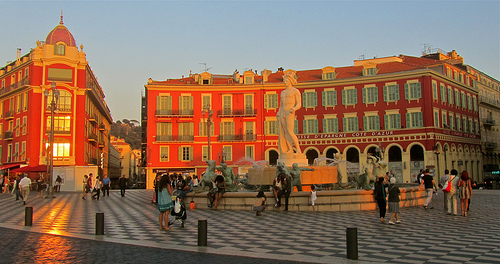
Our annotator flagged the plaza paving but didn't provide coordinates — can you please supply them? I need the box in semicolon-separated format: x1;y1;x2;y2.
0;189;499;263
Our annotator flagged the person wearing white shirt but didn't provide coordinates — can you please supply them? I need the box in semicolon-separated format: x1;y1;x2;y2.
19;174;32;205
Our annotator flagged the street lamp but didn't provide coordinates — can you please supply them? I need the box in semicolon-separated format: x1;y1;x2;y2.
202;104;213;160
44;81;60;198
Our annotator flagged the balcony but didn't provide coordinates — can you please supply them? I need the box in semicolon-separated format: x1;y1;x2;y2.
88;114;98;124
218;134;257;142
4;111;14;120
4;131;13;140
88;132;98;142
89;158;98;165
483;118;496;126
217;108;257;117
99;123;105;131
479;95;500;108
484;142;498;150
2;78;30;95
155;135;194;142
155;109;194;117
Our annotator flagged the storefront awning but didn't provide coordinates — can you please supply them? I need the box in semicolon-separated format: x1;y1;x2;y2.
11;165;47;173
0;163;24;171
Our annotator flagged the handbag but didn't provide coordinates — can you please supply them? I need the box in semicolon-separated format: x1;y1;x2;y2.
442;176;454;193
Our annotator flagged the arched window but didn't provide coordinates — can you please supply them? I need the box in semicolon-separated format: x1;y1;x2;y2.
47;90;72;111
54;44;65;55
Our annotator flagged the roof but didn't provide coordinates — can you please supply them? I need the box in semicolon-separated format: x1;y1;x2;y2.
45;17;76;47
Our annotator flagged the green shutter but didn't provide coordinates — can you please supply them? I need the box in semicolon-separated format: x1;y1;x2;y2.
343;117;346;132
322;91;325;106
404;84;409;100
264;121;268;135
313;92;318;107
362;88;366;103
406;113;410;128
199;122;203;136
383;86;387;102
294;120;298;134
303;120;307;134
333;118;338;132
416;83;422;98
354;117;359;131
314;119;318;133
375;115;380;130
363;116;367;131
396;85;400;100
333;91;337;106
374;87;379;102
342;90;346;105
264;94;268;109
353;90;358;104
384;115;389;130
396;114;401;129
418;112;423;127
302;93;306;107
322;119;326;132
189;147;193;160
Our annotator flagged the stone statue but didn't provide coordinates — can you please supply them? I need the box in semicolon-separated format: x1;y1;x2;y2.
359;156;375;189
200;160;217;191
216;162;236;186
277;72;302;155
289;163;315;192
276;162;289;178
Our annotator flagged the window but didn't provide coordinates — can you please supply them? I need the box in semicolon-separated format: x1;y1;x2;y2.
382;84;400;103
264;93;278;109
442;111;448;128
342;88;357;105
449;113;455;130
303;91;317;108
245;76;253;84
448;87;454;105
475;119;479;135
362;86;378;104
54;44;65;55
48;139;70;157
201;95;211;109
463;117;468;133
7;144;12;163
303;117;318;134
57;90;72;111
440;84;447;103
363;114;380;131
244;94;254;115
323;117;339;133
156;122;172;141
384;113;401;130
222;95;232;115
245;146;254;160
363;67;377;76
404;82;421;100
456;116;462;131
21;141;26;161
473;96;478;111
322;90;337;107
323;72;336;80
160;146;169;162
14;143;19;162
202;146;209;161
48;68;72;82
199;121;214;136
245;122;255;140
220;121;235;136
467;94;472;110
343;116;359;132
178;146;193;161
178;122;194;141
461;92;467;109
434;110;440;127
156;95;172;115
223;146;232;161
455;90;461;107
48;116;71;133
432;82;438;100
264;120;278;135
15;118;20;137
406;110;423;128
179;95;193;115
468;119;473;134
16;95;21;113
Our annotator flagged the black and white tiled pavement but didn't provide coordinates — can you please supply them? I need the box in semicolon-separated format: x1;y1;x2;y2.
0;189;499;263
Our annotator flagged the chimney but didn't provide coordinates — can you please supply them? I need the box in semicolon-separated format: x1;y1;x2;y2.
17;48;21;62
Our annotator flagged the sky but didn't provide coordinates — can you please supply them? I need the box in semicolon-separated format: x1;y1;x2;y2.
1;1;499;122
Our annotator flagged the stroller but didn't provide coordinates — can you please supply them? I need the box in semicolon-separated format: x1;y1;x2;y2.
169;195;187;228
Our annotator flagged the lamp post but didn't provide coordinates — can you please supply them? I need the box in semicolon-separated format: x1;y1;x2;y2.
202;104;213;161
44;81;60;198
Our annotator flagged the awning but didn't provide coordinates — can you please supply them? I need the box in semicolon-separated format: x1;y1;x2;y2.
0;163;23;171
11;165;48;173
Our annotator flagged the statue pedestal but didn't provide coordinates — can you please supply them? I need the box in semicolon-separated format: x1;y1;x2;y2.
277;153;308;167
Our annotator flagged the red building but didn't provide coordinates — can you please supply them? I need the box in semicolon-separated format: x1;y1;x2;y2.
143;51;482;188
0;17;112;186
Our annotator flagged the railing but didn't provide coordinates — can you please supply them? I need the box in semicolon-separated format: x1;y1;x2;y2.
484;142;498;150
155;135;194;142
89;114;98;124
4;111;14;120
4;131;13;140
218;134;257;142
5;78;30;93
482;118;496;126
89;158;98;165
479;95;500;108
88;132;98;142
217;108;257;117
155;109;194;117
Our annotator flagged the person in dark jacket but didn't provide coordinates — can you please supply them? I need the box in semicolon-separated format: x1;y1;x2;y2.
118;175;128;197
277;173;292;211
373;176;388;223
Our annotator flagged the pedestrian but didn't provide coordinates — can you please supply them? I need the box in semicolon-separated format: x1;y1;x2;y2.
373;176;388;223
447;169;460;216
440;169;450;211
36;176;46;198
278;173;292;211
82;175;91;200
19;174;32;205
178;175;193;204
272;174;283;208
11;175;23;201
0;174;4;193
118;175;128;197
153;173;161;204
310;184;317;212
213;175;226;210
253;191;267;216
2;175;11;194
458;171;472;216
192;175;199;187
416;169;424;184
101;175;110;197
92;176;101;200
388;177;402;224
157;174;174;231
420;169;437;209
54;175;62;193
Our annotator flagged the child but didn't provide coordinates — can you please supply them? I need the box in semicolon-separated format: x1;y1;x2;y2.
388;177;401;225
310;185;317;212
253;191;267;216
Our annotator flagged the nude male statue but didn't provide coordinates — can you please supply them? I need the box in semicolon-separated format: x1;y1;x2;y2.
289;163;315;192
277;72;302;155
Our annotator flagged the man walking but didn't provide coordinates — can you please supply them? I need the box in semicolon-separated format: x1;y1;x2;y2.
440;169;450;211
102;174;110;197
19;174;32;205
119;175;128;197
420;169;437;209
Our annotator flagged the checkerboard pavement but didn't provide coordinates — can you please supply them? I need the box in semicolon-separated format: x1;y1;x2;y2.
0;189;499;263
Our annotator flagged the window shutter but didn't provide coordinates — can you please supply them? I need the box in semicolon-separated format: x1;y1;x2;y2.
362;88;366;103
178;147;182;161
294;120;298;134
418;112;423;127
199;122;203;136
322;91;325;106
353;90;358;104
322;119;326;132
396;85;400;100
406;113;410;128
383;86;387;102
314;119;318;133
264;121;268;135
343;117;346;132
416;83;422;98
375;115;380;130
384;115;389;130
275;121;279;134
396;114;401;129
219;122;223;135
302;93;306;107
264;94;268;109
303;120;307;134
333;91;337;106
354;117;359;131
313;92;318;107
404;84;409;100
374;87;379;102
333;118;338;132
363;116;367;131
342;90;346;105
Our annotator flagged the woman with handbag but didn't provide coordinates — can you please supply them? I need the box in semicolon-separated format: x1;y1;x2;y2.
447;169;460;216
458;171;472;216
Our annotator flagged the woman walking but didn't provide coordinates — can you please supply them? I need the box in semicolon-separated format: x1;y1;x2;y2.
373;176;388;223
157;174;174;231
447;169;460;216
458;171;472;216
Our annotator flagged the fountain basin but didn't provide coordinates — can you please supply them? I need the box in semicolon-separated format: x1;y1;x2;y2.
247;166;337;191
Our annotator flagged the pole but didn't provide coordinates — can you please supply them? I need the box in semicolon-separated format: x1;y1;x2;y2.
96;213;104;235
198;219;207;246
25;207;33;226
346;227;358;260
46;85;55;198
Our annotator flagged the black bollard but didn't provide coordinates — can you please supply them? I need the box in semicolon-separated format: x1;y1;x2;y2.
95;213;104;235
25;207;33;226
198;219;207;246
346;227;358;260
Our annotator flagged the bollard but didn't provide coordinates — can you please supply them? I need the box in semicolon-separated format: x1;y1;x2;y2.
198;219;207;246
25;207;33;226
95;213;104;235
346;227;358;260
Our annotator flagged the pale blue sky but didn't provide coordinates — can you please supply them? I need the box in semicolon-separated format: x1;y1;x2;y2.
1;1;499;122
